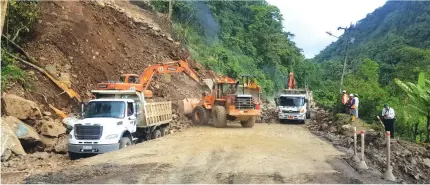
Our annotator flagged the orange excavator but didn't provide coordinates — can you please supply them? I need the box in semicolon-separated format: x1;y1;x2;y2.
95;60;201;97
287;72;296;89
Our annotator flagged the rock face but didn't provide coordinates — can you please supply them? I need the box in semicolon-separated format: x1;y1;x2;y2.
40;121;66;137
2;93;42;120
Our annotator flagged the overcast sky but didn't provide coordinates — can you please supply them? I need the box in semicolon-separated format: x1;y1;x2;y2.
266;0;387;58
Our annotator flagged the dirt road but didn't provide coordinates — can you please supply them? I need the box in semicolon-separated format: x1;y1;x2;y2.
25;123;379;184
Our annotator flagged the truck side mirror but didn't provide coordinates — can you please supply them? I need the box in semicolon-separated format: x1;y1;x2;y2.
274;98;278;106
80;102;86;118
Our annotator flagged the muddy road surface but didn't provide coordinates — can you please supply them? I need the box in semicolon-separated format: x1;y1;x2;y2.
24;123;380;184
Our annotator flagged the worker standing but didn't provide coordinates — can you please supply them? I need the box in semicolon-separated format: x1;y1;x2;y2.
349;94;358;121
354;94;359;118
382;104;395;139
341;90;349;113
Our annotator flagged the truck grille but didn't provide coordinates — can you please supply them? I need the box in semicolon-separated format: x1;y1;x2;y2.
74;124;103;140
282;110;300;113
235;96;255;110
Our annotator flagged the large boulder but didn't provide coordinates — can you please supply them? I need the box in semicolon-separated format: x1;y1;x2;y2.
3;116;40;142
1;118;26;157
53;135;68;153
2;93;42;120
40;121;66;137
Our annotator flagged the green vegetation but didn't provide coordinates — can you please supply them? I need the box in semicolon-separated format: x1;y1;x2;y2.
306;1;430;142
151;1;304;95
1;0;40;91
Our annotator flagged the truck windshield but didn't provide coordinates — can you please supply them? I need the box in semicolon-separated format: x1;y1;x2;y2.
279;96;305;107
84;101;125;118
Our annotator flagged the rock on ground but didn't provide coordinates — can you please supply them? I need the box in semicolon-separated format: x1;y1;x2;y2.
53;135;68;153
2;116;41;142
2;93;42;120
1;117;26;157
40;121;66;137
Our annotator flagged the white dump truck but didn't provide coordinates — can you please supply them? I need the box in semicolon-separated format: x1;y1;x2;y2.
67;89;172;159
274;89;315;123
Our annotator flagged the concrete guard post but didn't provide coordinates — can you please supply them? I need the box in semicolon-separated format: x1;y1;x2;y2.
351;127;360;163
357;130;368;170
383;131;396;181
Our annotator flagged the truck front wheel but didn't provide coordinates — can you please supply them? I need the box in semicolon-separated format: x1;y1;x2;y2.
119;137;132;149
240;117;256;128
213;106;227;128
68;152;81;160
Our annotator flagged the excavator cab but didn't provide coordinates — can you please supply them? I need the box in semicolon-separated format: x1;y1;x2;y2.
119;74;140;84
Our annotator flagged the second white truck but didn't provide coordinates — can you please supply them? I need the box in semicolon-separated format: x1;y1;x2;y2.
274;89;314;123
66;89;172;159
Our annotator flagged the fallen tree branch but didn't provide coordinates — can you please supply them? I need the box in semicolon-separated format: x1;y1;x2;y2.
3;49;82;103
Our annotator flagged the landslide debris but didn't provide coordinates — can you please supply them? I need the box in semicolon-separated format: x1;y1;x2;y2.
8;0;208;112
307;110;430;184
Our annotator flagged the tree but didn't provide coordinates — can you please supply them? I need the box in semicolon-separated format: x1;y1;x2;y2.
395;72;430;142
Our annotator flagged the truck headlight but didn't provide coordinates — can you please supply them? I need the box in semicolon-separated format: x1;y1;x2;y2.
105;134;118;139
300;108;305;113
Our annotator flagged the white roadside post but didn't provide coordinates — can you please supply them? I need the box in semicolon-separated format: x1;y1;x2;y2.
357;130;368;170
383;131;396;181
352;127;360;163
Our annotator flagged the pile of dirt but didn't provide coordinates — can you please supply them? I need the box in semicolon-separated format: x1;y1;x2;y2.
307;110;430;184
258;98;277;123
4;0;210;112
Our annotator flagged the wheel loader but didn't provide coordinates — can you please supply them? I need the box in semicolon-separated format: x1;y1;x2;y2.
191;75;262;128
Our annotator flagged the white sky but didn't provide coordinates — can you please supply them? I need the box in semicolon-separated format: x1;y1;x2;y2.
266;0;387;58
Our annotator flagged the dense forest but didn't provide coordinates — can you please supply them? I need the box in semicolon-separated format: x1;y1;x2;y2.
150;1;304;95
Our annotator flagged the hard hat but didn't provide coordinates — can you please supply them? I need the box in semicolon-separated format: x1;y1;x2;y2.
349;94;354;96
342;90;346;93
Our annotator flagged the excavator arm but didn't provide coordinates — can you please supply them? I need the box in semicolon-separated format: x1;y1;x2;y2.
139;60;200;90
96;59;202;97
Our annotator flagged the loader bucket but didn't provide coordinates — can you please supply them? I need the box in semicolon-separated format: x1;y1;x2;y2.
179;98;201;115
201;78;214;92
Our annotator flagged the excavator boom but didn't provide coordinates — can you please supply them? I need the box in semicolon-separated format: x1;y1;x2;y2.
96;60;201;97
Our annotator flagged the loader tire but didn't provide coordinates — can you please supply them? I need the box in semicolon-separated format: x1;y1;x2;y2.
191;106;209;125
213;106;227;128
241;117;256;128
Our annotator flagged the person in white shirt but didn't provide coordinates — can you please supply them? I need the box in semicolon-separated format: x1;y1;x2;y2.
382;104;395;138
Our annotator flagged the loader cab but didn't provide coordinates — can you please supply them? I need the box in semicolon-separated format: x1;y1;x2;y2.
119;74;140;84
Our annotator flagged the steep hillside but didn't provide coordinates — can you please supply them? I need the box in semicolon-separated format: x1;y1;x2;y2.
314;1;430;84
150;1;304;95
5;1;209;112
306;1;430;142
